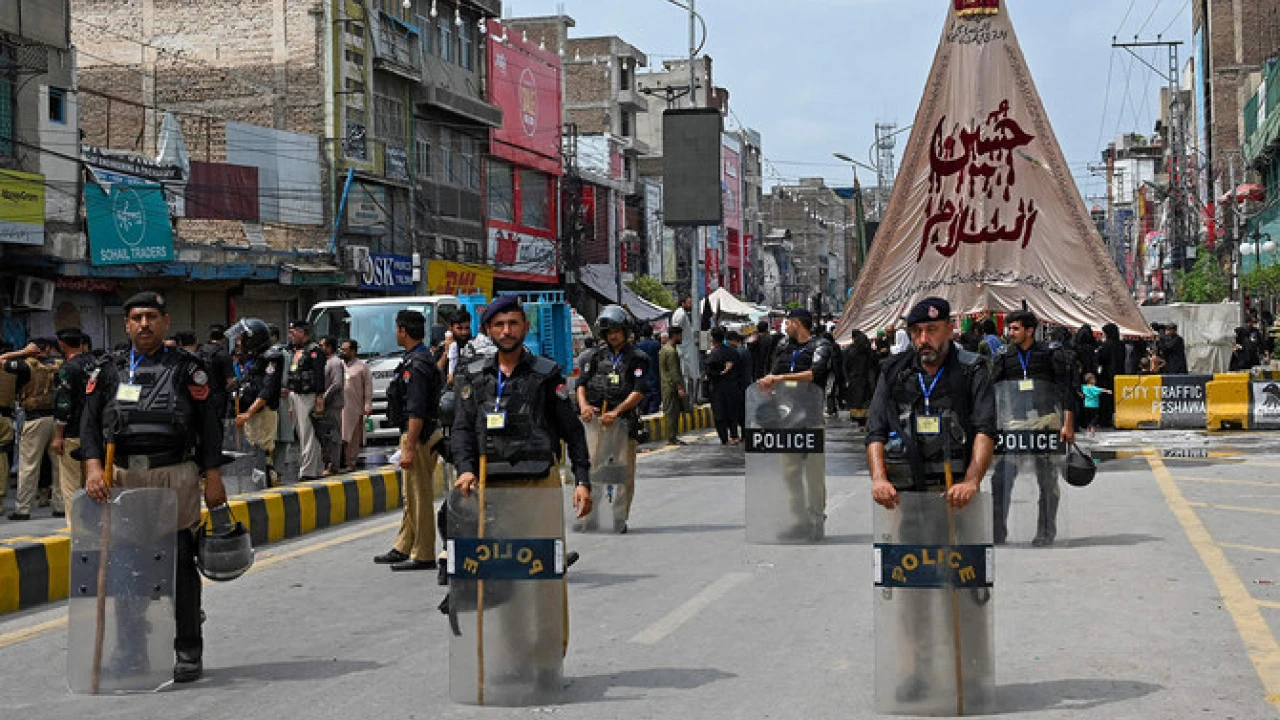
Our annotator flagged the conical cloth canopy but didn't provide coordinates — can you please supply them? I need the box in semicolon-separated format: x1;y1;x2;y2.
835;0;1151;341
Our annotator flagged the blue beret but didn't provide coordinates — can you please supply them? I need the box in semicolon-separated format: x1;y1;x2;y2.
905;297;951;326
786;308;812;322
481;295;524;326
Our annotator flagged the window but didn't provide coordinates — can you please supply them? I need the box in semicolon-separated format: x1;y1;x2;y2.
620;109;632;138
441;127;456;183
373;93;405;144
344;48;365;66
458;18;474;70
438;18;454;63
345;77;366;95
463;241;482;263
47;88;66;124
487;160;513;222
520;169;551;230
417;14;432;58
414;125;431;179
460;134;480;189
349;22;365;38
442;237;460;257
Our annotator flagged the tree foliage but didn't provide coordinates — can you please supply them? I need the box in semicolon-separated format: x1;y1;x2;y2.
1173;253;1230;303
626;275;676;310
1242;264;1280;302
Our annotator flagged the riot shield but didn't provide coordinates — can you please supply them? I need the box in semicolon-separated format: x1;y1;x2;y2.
992;380;1069;546
569;418;633;534
67;488;178;695
744;381;826;544
874;492;995;716
221;420;268;495
447;483;566;706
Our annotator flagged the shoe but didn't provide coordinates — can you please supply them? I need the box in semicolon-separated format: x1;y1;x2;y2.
173;650;203;683
373;549;409;564
390;558;437;572
6;513;30;521
437;556;449;586
1031;535;1055;547
566;551;580;568
619;523;628;535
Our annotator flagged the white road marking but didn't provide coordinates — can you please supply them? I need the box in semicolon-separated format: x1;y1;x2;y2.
629;572;752;645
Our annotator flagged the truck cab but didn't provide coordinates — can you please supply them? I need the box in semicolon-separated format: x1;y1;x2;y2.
308;296;459;444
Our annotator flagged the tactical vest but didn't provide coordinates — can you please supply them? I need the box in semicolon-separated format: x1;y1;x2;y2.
771;337;835;386
242;352;284;410
387;349;440;440
882;348;981;487
105;354;196;456
583;344;641;410
467;355;559;478
22;358;63;412
55;354;94;432
286;343;322;393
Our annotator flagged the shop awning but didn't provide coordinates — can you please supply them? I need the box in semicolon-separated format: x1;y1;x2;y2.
578;264;670;321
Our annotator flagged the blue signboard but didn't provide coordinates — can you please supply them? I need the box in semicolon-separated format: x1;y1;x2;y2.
84;183;174;266
358;253;414;292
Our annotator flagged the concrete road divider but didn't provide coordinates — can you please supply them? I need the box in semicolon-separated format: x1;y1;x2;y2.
641;404;715;442
1115;372;1280;430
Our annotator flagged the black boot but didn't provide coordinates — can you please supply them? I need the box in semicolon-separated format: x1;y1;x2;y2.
173;648;203;683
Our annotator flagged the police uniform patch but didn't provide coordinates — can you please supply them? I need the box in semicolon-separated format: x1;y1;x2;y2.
192;369;208;385
403;370;412;380
189;384;210;400
461;385;472;400
634;368;644;377
555;383;569;400
86;368;100;394
266;363;276;374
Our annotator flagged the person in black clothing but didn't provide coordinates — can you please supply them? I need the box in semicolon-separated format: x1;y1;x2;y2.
1072;325;1098;379
1230;326;1261;370
728;330;752;439
52;328;94;518
842;329;879;427
635;324;663;415
1157;323;1188;374
989;310;1076;546
198;324;236;420
706;326;741;444
227;318;284;486
748;320;775;382
1096;323;1125;428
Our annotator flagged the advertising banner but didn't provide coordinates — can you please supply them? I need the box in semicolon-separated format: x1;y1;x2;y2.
84;182;174;265
488;19;563;176
0;170;44;246
426;260;494;297
358;253;415;292
488;225;557;282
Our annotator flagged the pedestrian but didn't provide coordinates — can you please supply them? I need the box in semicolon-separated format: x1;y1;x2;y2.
874;328;892;359
2;337;63;520
891;322;910;355
989;309;1076;546
728;329;752;437
981;318;1003;355
1080;373;1110;436
284;320;326;481
758;308;837;536
318;336;345;475
340;339;373;472
1072;325;1098;379
636;324;663;415
373;310;444;571
227;319;284;485
1229;326;1260;370
705;326;740;445
670;295;699;400
843;329;879;426
198;324;237;420
823;328;846;417
576;305;649;529
1096;323;1125;428
80;291;227;683
660;325;689;445
1160;322;1188;374
748;320;774;382
52;328;93;523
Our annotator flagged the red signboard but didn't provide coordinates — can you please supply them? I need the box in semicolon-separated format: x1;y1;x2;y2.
187;161;260;221
488;20;563;177
722;144;741;234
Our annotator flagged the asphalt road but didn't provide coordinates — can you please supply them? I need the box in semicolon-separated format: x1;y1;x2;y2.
1;424;1278;719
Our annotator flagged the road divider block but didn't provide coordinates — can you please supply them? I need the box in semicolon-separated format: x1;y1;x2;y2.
641;403;715;443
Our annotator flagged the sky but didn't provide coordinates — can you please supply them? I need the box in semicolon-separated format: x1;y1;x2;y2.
501;0;1195;206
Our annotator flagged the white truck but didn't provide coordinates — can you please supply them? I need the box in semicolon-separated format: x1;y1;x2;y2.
308;295;460;444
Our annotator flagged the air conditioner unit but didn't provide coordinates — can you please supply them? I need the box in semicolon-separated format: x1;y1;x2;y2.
14;277;54;311
343;245;370;273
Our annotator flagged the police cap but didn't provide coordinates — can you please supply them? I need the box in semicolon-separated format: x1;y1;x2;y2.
123;291;167;314
905;297;951;326
785;308;812;323
481;295;524;326
288;319;310;332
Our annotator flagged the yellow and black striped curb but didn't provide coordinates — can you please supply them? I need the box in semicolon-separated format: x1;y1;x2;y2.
0;468;402;616
641;404;715;442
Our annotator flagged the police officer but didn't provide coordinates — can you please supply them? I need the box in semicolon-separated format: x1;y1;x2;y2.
53;328;94;523
284;320;326;480
758;308;836;535
576;305;649;531
2;337;63;520
374;310;444;572
198;324;237;418
868;297;997;510
81;291;227;683
989;309;1076;546
227;318;284;484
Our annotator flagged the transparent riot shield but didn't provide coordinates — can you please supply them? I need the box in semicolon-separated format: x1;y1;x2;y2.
447;484;566;707
992;380;1069;546
221;419;268;495
874;492;995;716
569;419;634;534
67;488;178;695
744;381;826;544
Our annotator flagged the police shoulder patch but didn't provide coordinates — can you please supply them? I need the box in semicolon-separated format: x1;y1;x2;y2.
188;384;210;401
265;363;277;374
634;368;644;377
555;383;569;400
191;369;209;386
86;368;100;394
460;385;472;400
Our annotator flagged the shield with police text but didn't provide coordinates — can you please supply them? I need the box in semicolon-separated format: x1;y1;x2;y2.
993;379;1070;546
447;484;566;706
67;488;178;695
744;381;826;544
570;418;635;534
874;491;995;716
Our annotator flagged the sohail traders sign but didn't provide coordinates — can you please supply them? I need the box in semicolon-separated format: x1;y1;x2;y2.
85;182;174;265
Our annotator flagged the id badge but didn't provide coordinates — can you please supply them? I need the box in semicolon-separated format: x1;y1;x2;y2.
608;373;621;385
116;384;142;402
486;412;507;430
915;415;941;435
1018;379;1035;392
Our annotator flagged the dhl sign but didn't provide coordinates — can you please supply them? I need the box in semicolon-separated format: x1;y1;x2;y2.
426;260;493;298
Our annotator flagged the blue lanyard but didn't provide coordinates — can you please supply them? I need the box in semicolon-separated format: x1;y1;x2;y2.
610;350;624;370
1017;348;1031;379
494;371;508;413
918;367;944;414
790;340;811;372
128;347;165;384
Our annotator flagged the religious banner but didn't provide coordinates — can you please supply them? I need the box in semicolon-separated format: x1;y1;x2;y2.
835;0;1151;341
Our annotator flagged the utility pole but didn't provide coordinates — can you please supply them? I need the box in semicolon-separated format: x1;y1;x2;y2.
688;0;700;335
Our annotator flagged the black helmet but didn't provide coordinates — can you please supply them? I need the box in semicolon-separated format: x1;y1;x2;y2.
1064;442;1096;487
595;305;630;339
226;318;272;355
196;505;254;581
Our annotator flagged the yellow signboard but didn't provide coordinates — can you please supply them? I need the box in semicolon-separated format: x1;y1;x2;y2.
426;260;494;298
0;171;45;246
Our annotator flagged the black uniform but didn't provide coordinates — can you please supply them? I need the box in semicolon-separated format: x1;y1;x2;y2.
54;352;96;441
578;343;650;427
197;341;236;417
285;341;326;394
79;346;225;661
769;335;837;385
866;344;997;489
989;341;1074;544
705;343;741;443
387;343;443;443
452;349;590;487
237;349;285;412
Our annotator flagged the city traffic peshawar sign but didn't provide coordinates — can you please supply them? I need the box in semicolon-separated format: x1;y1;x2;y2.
835;0;1151;341
84;182;174;265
